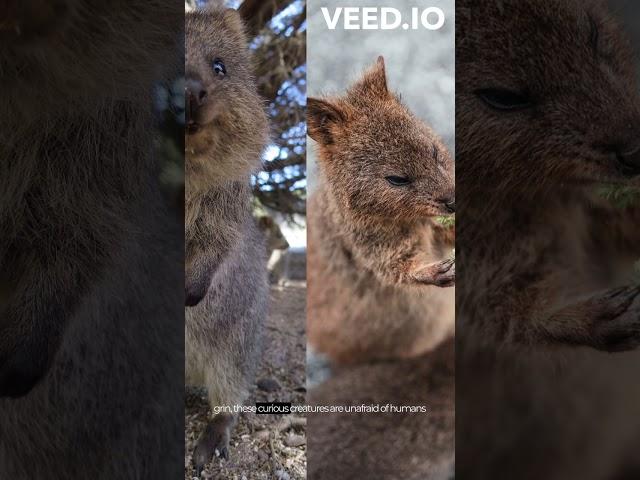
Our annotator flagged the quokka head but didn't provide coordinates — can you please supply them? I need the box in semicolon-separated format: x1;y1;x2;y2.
308;56;455;221
0;0;181;123
185;7;268;191
457;0;640;194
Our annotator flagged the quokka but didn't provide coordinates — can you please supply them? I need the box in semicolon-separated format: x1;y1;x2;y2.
307;57;455;365
184;7;269;473
457;0;640;353
0;1;183;479
457;0;640;478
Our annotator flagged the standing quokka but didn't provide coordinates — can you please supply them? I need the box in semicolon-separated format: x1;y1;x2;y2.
185;7;269;473
0;1;183;479
457;1;640;478
307;57;455;365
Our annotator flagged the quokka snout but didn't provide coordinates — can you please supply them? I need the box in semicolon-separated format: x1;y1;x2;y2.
184;6;269;475
307;57;455;365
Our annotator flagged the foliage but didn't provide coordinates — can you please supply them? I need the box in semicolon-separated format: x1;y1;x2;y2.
597;185;640;209
241;0;307;217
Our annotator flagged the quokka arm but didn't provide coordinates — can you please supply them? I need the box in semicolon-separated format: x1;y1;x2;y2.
185;184;248;306
351;238;455;288
539;285;640;352
185;244;223;307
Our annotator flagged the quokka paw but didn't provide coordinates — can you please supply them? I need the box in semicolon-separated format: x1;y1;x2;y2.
192;416;232;475
185;281;208;307
185;290;205;307
592;286;640;352
412;259;455;287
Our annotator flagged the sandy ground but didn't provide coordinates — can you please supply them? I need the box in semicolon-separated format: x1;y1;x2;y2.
185;284;307;480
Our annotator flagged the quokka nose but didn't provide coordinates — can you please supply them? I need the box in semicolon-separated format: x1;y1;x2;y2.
616;145;640;177
443;198;455;213
185;79;207;126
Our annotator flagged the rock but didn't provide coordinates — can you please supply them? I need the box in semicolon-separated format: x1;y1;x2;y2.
257;450;269;463
283;433;306;448
257;377;281;392
275;469;291;480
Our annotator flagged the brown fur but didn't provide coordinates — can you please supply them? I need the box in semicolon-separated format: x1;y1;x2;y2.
308;339;455;480
457;0;640;354
0;0;183;478
185;7;268;195
307;57;455;365
457;0;640;478
184;7;269;474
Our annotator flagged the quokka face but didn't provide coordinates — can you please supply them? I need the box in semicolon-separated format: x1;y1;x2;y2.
308;57;455;221
457;0;640;191
185;8;268;190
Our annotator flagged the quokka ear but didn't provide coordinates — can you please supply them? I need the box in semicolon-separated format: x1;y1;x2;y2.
350;56;389;100
307;97;348;145
221;8;248;40
198;5;248;43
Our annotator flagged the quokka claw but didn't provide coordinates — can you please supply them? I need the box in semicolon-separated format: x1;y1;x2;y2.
412;259;455;287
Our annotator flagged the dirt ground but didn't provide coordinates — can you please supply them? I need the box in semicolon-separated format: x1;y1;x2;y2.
185;284;307;480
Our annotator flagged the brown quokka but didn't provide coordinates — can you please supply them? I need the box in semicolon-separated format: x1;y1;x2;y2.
457;0;640;478
457;0;640;355
185;7;269;474
308;339;455;480
307;57;455;365
457;0;640;354
0;1;183;479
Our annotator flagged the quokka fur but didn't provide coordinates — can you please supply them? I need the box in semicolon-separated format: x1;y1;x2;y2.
457;0;640;355
0;1;183;478
308;339;455;480
307;57;455;365
184;7;269;473
457;0;640;478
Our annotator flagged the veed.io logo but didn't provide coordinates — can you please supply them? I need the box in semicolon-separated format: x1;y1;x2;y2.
321;7;446;31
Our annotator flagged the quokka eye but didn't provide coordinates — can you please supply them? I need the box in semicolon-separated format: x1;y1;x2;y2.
212;58;226;77
385;176;412;187
475;88;532;111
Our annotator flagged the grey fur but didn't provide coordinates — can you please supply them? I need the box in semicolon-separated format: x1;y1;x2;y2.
185;185;268;412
